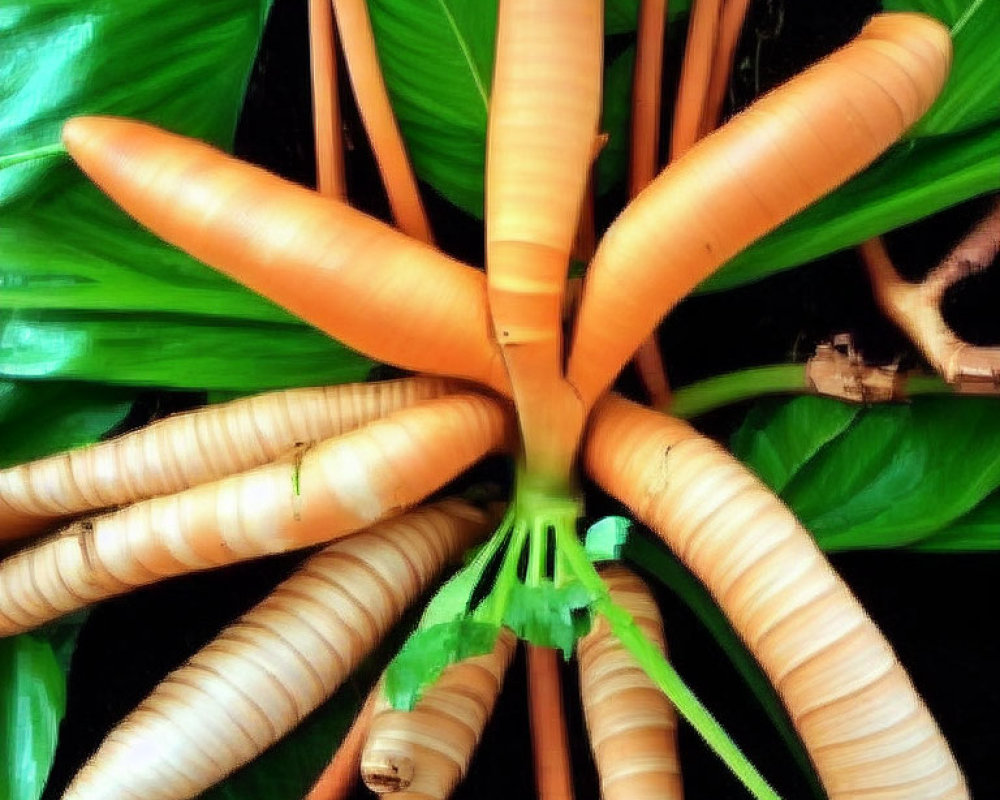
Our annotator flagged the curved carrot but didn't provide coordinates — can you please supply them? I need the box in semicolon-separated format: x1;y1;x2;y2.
568;13;952;411
577;565;682;800
62;500;485;800
361;629;516;799
0;393;513;636
585;395;968;799
61;117;509;395
331;0;432;242
309;0;347;199
0;376;455;542
486;0;602;485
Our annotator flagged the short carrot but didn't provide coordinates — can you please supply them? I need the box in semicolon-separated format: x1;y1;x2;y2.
577;565;682;800
585;395;969;799
61;117;509;395
486;0;602;487
332;0;433;243
0;393;512;636
361;629;517;799
61;500;486;800
0;376;454;542
568;14;953;412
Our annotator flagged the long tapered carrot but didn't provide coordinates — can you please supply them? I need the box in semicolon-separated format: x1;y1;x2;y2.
527;646;575;800
360;629;516;799
569;14;952;412
309;0;347;199
62;500;486;800
306;691;377;800
586;395;969;799
331;0;432;243
61;117;509;395
486;0;602;485
0;393;513;636
0;377;455;543
577;565;682;800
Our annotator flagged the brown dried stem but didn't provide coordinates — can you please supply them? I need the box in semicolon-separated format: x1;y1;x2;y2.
862;199;1000;392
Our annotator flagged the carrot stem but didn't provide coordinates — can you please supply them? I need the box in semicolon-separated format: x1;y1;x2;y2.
528;646;576;800
670;0;723;160
0;142;66;169
702;0;752;134
308;0;347;199
331;0;432;242
305;691;376;800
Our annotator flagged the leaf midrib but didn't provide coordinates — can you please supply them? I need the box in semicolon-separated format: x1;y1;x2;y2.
435;0;488;111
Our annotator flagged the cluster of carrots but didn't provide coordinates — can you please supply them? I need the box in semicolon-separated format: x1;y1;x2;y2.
0;2;974;799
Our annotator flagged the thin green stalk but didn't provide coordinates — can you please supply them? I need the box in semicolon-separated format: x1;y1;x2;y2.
0;143;66;170
669;363;955;419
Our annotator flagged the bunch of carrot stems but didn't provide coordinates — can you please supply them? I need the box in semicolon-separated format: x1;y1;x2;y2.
0;2;972;800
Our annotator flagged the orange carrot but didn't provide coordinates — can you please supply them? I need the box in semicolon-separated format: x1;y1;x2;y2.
361;629;517;799
309;0;347;199
585;395;969;798
61;117;509;395
0;393;512;636
569;14;952;412
527;646;575;800
62;500;485;800
577;565;682;800
486;0;602;487
306;691;376;800
0;376;454;543
331;0;433;243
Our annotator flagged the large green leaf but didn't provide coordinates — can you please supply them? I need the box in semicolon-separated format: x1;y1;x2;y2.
2;0;370;390
732;395;1000;550
885;0;1000;137
915;490;1000;551
0;379;134;466
0;311;372;390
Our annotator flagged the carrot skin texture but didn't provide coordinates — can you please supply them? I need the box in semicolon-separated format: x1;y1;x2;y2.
578;565;682;800
332;0;432;242
361;629;517;799
0;393;513;636
61;501;486;800
61;117;509;395
486;0;602;483
568;13;952;411
0;377;455;542
585;396;969;799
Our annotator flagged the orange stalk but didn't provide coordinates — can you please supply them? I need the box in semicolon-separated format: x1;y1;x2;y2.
527;646;575;800
670;0;724;160
331;0;432;243
308;0;347;199
305;692;377;800
701;0;752;134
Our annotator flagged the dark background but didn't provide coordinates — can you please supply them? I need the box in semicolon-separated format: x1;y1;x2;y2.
43;1;999;798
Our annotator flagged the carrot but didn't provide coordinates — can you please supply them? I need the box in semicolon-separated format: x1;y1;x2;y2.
527;646;575;800
0;393;512;636
331;0;433;243
61;500;486;800
701;0;753;135
486;0;602;487
306;691;377;800
0;376;455;543
360;629;516;799
309;0;347;199
568;13;953;412
577;565;682;800
61;117;509;395
585;395;969;798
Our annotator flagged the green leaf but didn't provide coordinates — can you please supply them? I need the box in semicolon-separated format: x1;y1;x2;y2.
0;379;134;467
732;395;1000;550
0;619;85;800
502;580;593;654
914;491;1000;551
623;534;823;798
884;0;1000;137
367;0;497;217
0;311;373;391
584;515;633;562
705;120;1000;291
